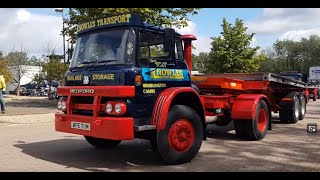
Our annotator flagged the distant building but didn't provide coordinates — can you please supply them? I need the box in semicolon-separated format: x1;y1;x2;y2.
5;65;42;94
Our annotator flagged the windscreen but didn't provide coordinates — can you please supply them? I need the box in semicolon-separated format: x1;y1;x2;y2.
70;29;135;68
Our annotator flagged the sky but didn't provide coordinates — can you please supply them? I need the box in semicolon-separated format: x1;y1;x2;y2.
1;8;320;56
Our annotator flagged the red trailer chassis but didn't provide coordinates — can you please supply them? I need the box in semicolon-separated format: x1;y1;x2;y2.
192;72;309;139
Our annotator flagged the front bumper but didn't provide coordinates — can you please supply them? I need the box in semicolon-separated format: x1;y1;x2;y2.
55;113;134;140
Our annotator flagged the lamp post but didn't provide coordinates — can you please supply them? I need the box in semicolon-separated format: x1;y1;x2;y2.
55;8;66;64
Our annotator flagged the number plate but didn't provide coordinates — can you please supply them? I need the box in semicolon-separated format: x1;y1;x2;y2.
71;122;90;131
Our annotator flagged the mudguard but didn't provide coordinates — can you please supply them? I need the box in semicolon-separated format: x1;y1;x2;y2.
151;87;204;130
231;94;270;120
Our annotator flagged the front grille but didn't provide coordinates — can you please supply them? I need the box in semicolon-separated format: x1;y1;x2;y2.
73;96;94;104
72;110;93;116
72;109;109;117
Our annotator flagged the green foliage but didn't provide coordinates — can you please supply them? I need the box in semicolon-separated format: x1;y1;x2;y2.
5;51;32;95
65;8;201;43
33;72;46;85
192;52;209;72
258;49;281;73
207;18;265;73
6;51;30;68
0;52;12;82
42;58;68;84
5;51;30;84
259;35;320;74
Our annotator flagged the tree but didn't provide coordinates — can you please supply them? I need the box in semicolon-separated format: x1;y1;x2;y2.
33;72;46;85
41;55;68;97
0;52;12;82
258;48;282;73
260;35;320;74
42;58;68;82
65;8;201;43
192;52;209;72
207;18;265;73
6;51;30;95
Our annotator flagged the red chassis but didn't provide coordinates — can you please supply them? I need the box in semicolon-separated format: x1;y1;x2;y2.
192;73;308;119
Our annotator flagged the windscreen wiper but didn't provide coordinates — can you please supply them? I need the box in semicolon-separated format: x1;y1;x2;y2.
85;60;118;71
69;61;94;72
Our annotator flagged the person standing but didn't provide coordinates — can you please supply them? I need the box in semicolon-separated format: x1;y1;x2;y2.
0;75;6;114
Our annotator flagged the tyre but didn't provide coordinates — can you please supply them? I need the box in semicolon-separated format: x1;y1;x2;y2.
313;93;317;101
234;100;269;140
298;95;306;120
156;105;203;165
84;136;121;149
279;95;300;124
318;91;320;99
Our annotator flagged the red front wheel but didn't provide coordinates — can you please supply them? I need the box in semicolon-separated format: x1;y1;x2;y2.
156;105;203;165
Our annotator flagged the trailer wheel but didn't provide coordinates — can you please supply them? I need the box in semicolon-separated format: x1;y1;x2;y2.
298;95;306;120
156;105;203;165
279;95;300;124
234;100;269;140
84;136;121;149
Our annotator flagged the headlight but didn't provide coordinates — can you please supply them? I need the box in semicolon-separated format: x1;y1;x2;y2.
106;103;112;113
114;103;122;114
57;101;62;110
61;101;67;111
105;101;126;115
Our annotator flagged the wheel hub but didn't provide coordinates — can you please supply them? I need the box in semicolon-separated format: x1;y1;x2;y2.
295;100;299;118
168;119;195;153
301;98;306;115
257;109;267;132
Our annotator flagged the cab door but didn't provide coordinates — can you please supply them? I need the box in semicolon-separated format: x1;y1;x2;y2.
134;29;190;120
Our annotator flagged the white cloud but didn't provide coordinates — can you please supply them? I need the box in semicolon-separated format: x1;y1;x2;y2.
193;36;211;55
246;8;320;35
0;9;64;56
174;21;197;35
174;21;211;55
279;28;320;41
16;9;31;24
250;37;258;47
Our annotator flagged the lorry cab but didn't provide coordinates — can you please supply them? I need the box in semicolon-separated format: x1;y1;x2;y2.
63;13;193;123
56;13;205;165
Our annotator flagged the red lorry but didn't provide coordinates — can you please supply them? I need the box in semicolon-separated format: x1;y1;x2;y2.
55;13;309;165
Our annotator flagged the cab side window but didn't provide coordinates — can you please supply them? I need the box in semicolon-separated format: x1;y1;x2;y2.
139;31;169;67
175;38;184;60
